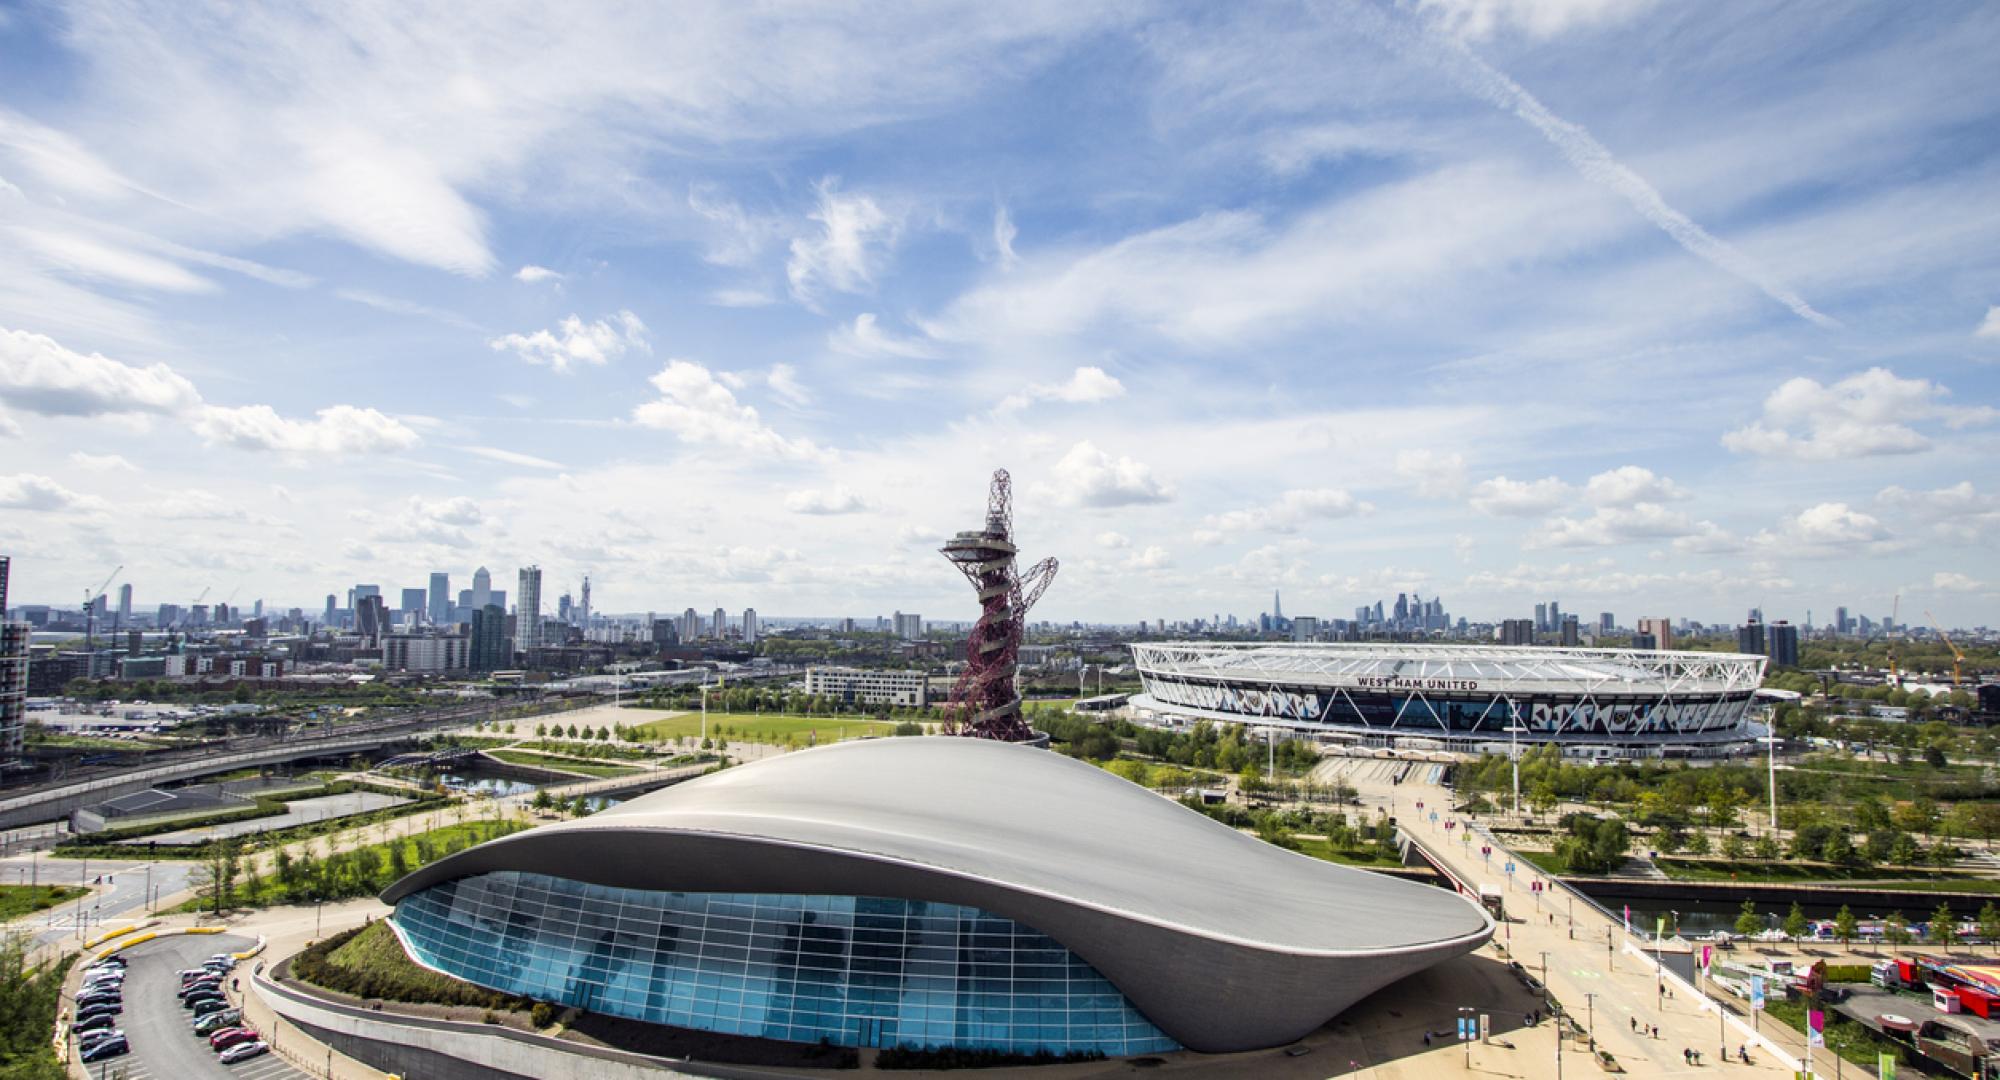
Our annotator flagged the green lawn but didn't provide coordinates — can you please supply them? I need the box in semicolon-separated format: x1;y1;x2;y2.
0;885;85;921
624;712;899;745
485;749;642;778
1293;838;1404;868
295;920;520;1009
1657;857;2000;892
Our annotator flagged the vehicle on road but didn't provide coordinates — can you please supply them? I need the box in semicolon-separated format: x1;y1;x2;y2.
79;1036;129;1062
193;1008;242;1034
219;1040;269;1064
210;1027;258;1051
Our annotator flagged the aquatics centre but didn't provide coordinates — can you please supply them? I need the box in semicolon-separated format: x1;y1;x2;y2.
380;737;1492;1057
1131;642;1768;753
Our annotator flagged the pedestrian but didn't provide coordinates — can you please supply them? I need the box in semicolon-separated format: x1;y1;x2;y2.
1682;1048;1692;1065
1630;1017;1637;1032
1424;1031;1432;1047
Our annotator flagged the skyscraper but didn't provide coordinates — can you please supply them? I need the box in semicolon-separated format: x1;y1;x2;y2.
0;555;26;759
517;566;543;653
429;572;451;625
472;566;492;609
680;607;701;642
399;588;428;620
1767;621;1800;667
712;607;729;639
1533;603;1547;632
1272;590;1283;621
324;594;337;627
580;577;591;628
742;607;759;643
117;583;132;629
1636;617;1674;650
1599;612;1614;633
470;604;509;672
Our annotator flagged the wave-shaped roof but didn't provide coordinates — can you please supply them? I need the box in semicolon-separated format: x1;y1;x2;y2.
1135;641;1766;695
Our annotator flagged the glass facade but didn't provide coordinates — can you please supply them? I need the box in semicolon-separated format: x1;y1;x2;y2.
1143;678;1754;737
393;871;1179;1056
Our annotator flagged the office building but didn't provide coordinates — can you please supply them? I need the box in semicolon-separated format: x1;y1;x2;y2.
1737;620;1766;657
1559;615;1579;647
1635;617;1674;650
399;588;428;621
1599;612;1614;634
804;666;929;707
1291;616;1319;642
116;583;132;629
472;567;492;610
893;611;924;640
650;619;678;648
679;607;701;643
384;633;470;673
470;605;509;672
0;555;25;758
1498;618;1534;646
382;739;1491;1058
429;572;452;625
1767;621;1800;668
355;595;391;643
517;567;543;653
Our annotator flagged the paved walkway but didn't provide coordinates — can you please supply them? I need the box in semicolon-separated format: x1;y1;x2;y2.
1337;758;1827;1077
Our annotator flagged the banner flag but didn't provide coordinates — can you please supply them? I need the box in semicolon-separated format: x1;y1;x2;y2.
1808;1009;1826;1048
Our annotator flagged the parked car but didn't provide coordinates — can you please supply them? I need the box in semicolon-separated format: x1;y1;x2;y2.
178;980;222;999
72;1013;118;1034
210;1027;258;1051
76;1027;123;1046
194;1009;243;1035
79;1037;129;1062
182;992;226;1011
189;997;232;1019
178;967;212;982
219;1040;269;1064
208;954;237;969
76;992;121;1010
75;1003;121;1022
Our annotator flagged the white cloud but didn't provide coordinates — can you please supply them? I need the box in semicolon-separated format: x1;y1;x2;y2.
1723;367;1996;459
766;364;811;408
1671;521;1745;555
408;495;486;525
1535;503;1695;547
785;485;868;515
1395;449;1467;497
1583;465;1688;506
787;180;897;308
1469;475;1570;516
704;289;776;308
0;411;18;439
1932;570;1986;592
1877;481;2000;544
1751;502;1897;558
1413;0;1656;41
1095;531;1131;549
0;326;200;416
14;227;216;293
1977;306;2000;339
631;359;826;461
996;366;1126;414
513;264;562;284
335;288;481;330
1126;545;1172;570
489;311;648;373
459;445;563;470
68;451;135;472
993;206;1019;268
1204;488;1373;536
828;313;941;360
1038;441;1173;508
0;473;104;512
192;404;422;454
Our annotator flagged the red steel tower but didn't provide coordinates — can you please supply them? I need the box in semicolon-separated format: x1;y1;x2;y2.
940;469;1058;741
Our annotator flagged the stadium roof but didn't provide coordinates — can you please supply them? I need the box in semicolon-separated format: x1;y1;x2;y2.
1133;641;1765;696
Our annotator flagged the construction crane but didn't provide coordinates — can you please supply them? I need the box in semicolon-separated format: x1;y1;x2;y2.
1925;610;1967;689
82;564;122;651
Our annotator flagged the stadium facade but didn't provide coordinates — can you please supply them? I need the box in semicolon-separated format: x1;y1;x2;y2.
1131;642;1766;751
381;738;1491;1056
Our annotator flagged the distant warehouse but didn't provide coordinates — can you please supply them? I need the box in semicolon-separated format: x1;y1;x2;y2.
804;666;929;707
1132;642;1766;755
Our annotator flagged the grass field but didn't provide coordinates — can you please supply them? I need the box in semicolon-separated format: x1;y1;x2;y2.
624;712;899;745
1293;838;1405;868
486;749;641;778
1658;857;2000;891
0;885;85;921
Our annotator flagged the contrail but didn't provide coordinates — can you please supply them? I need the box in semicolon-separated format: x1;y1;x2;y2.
1350;6;1840;330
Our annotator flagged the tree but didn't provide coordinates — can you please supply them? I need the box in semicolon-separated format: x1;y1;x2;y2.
1886;911;1912;955
1735;899;1763;939
1754;835;1782;861
1684;831;1711;857
1529;781;1560;818
1834;905;1859;950
1934;902;1959;951
1783;902;1810;944
1721;832;1748;860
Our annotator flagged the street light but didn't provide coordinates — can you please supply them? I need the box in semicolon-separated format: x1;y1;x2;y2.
1761;728;1779;832
1505;724;1526;818
1583;991;1597;1053
1457;1006;1475;1068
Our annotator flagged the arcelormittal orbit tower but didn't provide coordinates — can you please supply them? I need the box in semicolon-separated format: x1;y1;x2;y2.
939;469;1058;741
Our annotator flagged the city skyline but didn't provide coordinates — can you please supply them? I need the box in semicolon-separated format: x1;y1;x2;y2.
0;4;1995;625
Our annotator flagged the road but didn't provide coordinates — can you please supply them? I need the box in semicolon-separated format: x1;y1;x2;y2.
80;932;306;1080
2;853;194;949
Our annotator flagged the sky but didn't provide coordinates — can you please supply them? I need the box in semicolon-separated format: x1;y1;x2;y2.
0;0;1996;629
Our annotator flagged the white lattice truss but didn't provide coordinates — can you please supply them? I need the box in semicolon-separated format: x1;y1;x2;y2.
1130;642;1767;740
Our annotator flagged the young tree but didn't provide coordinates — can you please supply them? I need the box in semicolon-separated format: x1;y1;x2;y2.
1886;911;1912;955
1979;902;2000;954
1783;902;1810;944
1721;832;1748;860
1834;905;1860;951
1933;902;1959;951
1735;899;1763;939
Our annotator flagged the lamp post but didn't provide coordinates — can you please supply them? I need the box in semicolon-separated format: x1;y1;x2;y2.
1583;992;1597;1054
1763;729;1779;832
1458;1006;1475;1068
1539;949;1551;1008
1506;724;1525;818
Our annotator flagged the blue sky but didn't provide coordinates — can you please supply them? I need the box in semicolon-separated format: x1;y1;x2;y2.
0;0;1995;627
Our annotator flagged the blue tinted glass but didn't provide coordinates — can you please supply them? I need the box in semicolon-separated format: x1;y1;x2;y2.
394;873;1178;1056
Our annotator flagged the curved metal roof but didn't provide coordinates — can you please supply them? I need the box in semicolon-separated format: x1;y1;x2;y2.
385;736;1486;955
1134;641;1765;696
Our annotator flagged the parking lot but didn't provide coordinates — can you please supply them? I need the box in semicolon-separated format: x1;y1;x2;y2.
81;933;307;1080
